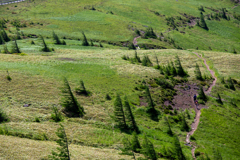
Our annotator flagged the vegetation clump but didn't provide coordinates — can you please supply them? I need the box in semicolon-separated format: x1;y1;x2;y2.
81;31;89;46
144;27;157;39
40;35;51;52
75;80;91;96
113;93;127;130
0;107;9;123
51;106;63;122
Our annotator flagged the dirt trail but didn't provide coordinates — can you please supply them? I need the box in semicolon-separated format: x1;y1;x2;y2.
186;52;217;159
0;0;25;6
133;36;141;47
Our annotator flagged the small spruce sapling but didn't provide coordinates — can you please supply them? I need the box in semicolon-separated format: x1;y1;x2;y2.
49;124;71;160
82;31;89;46
51;106;63;122
113;93;127;130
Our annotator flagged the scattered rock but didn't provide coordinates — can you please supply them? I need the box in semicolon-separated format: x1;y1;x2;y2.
23;104;31;107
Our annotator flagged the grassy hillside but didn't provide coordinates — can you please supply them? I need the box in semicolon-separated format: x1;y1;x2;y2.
0;0;240;51
0;0;240;160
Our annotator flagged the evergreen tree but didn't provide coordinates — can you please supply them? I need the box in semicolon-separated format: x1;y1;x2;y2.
181;114;190;131
142;55;152;66
81;31;89;46
227;77;235;90
53;31;62;44
90;39;94;46
51;106;63;122
121;137;132;155
3;45;10;54
185;109;190;119
1;30;10;42
105;93;111;100
123;96;139;133
114;93;127;129
131;132;141;153
199;12;209;30
11;39;21;53
62;40;66;45
134;51;141;63
99;42;103;47
145;86;158;121
60;77;85;117
194;63;203;80
217;93;223;104
233;48;237;54
155;54;160;69
16;31;21;40
221;8;227;20
75;80;90;96
30;40;35;45
128;43;136;50
40;35;51;52
141;135;157;160
164;116;173;136
175;55;187;77
49;124;71;160
173;136;186;160
0;34;4;44
144;27;157;39
170;61;177;76
0;106;9;123
198;86;208;102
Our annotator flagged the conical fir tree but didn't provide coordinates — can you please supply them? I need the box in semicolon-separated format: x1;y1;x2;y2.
40;35;51;52
49;124;71;160
1;30;10;42
131;132;141;153
52;31;62;44
164;116;173;135
141;135;157;160
194;63;203;80
82;31;89;46
199;12;209;30
11;39;21;53
60;77;85;117
217;93;223;104
175;55;187;77
114;93;127;129
0;34;4;44
145;86;158;121
181;114;190;131
198;86;207;102
174;136;186;160
123;96;139;133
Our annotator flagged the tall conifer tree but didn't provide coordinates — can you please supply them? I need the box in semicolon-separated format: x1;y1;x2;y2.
199;12;209;30
114;94;127;129
194;63;203;80
82;31;89;46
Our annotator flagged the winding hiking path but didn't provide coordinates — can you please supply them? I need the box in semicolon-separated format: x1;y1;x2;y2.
186;52;217;159
133;36;141;47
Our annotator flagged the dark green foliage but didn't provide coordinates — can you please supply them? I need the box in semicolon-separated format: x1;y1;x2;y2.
40;35;51;52
175;55;188;77
128;43;136;50
114;93;127;129
181;114;190;131
131;132;141;152
198;86;208;102
75;80;91;96
52;31;62;44
61;77;85;117
173;136;186;160
105;94;111;100
135;29;140;36
213;147;222;160
1;30;10;42
134;51;141;63
62;40;66;45
51;106;63;122
194;63;203;80
198;6;205;12
0;107;9;123
164;116;173;136
0;34;4;44
6;75;12;81
49;124;70;160
227;77;235;90
81;31;89;46
154;54;160;69
141;135;157;160
16;31;21;40
3;45;10;54
30;40;35;45
90;39;94;46
155;78;173;89
195;151;201;157
121;137;132;155
220;77;225;84
99;42;103;47
34;117;40;122
233;48;237;54
123;96;139;133
199;12;209;30
122;55;129;60
142;55;152;66
174;108;178;115
11;39;21;54
145;86;158;121
217;93;223;104
144;27;157;39
185;109;190;119
220;8;227;20
166;17;177;29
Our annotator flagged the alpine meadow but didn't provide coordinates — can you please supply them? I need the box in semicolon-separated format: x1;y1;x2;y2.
0;0;240;160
